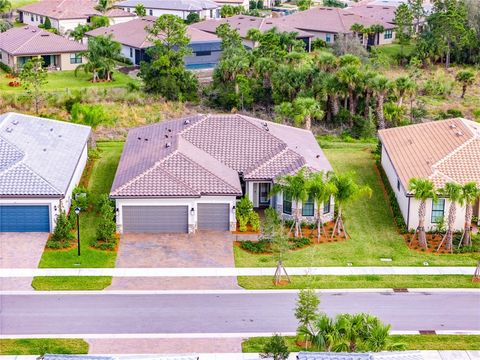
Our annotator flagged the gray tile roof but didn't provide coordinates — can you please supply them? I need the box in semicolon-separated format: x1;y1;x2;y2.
0;26;87;56
0;112;91;197
111;114;332;198
297;352;424;360
117;0;218;11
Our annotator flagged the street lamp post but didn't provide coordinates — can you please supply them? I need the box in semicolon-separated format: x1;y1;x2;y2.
75;207;81;256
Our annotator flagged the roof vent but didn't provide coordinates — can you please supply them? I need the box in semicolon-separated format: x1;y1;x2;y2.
50;128;53;132
184;119;190;125
12;119;19;125
449;124;456;129
5;127;13;133
165;134;169;138
145;138;148;141
316;155;320;158
166;142;171;148
137;137;142;140
168;128;172;133
43;148;47;152
455;131;463;136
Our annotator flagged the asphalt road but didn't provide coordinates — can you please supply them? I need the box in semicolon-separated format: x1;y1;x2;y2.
1;291;479;335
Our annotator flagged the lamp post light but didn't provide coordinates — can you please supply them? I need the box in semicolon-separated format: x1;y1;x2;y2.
75;207;81;256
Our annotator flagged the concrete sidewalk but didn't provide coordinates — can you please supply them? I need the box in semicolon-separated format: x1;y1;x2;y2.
0;266;477;277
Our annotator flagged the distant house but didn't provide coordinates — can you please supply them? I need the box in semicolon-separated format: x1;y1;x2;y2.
110;114;333;233
190;15;314;50
116;0;220;20
85;17;222;68
273;6;395;45
0;113;90;232
0;26;87;71
214;0;250;10
17;0;135;34
378;119;480;231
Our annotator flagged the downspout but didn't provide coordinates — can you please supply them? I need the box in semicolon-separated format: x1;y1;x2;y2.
406;195;411;230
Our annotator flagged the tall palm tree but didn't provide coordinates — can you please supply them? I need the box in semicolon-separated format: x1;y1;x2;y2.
322;73;343;120
437;182;463;252
369;24;385;45
408;178;437;249
460;182;480;247
394;76;416;107
337;64;361;125
315;52;338;72
350;23;365;45
308;172;337;242
370;74;391;129
330;172;372;239
271;168;309;238
362;70;379;120
292;97;324;130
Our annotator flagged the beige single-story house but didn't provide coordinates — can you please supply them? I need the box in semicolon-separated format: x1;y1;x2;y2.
110;114;333;233
0;113;91;232
116;0;220;20
273;6;395;45
17;0;135;34
0;26;87;71
379;119;480;232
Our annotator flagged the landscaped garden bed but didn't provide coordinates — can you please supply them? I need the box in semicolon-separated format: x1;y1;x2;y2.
405;232;479;254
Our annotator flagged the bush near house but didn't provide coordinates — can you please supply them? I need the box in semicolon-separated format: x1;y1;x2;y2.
46;211;74;249
236;197;260;232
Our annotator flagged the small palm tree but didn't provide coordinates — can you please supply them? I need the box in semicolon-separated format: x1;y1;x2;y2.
271;168;309;238
455;70;476;99
409;178;437;249
307;171;336;242
437;182;463;252
315;51;338;72
394;76;416;107
459;182;480;247
370;74;391;130
330;172;372;239
370;24;385;45
337;64;361;125
292;97;324;130
350;23;365;44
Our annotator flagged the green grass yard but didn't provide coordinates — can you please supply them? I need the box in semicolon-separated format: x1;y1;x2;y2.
0;339;89;355
234;141;480;268
0;70;137;93
238;275;480;289
10;0;39;8
33;142;124;290
242;335;480;352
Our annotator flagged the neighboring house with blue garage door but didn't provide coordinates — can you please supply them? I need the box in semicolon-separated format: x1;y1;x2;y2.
86;16;222;68
0;113;91;232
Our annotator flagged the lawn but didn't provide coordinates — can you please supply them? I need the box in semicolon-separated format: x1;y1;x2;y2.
32;276;112;290
0;70;137;93
238;275;480;289
0;339;89;355
33;141;124;290
242;335;480;352
10;0;39;8
234;141;480;267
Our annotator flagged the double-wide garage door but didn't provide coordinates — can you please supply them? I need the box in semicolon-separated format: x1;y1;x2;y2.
0;205;50;232
122;206;189;233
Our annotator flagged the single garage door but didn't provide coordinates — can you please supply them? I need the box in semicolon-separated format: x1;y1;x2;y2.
197;203;230;231
0;205;50;232
122;205;188;233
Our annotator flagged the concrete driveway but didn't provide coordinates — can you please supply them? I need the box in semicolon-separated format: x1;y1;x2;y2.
0;232;48;291
110;231;238;290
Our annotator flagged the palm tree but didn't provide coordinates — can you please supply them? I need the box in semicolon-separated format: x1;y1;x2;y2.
455;70;476;99
436;182;463;252
409;178;437;249
95;0;112;13
337;64;361;125
350;23;365;45
330;172;372;239
297;314;337;352
0;0;11;14
369;24;385;45
370;74;391;130
271;168;309;238
459;182;480;247
315;52;338;72
394;76;416;107
362;70;378;121
308;171;336;242
323;73;343;120
292;97;324;130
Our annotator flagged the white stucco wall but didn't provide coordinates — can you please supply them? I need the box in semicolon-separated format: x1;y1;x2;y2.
120;6;219;19
115;195;237;233
61;143;89;213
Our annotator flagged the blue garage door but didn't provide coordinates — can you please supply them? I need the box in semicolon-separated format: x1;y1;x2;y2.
0;205;50;232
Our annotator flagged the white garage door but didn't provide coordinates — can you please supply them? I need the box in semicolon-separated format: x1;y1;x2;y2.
197;203;230;231
122;206;188;233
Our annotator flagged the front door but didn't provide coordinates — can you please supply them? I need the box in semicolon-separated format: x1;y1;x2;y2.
259;183;271;206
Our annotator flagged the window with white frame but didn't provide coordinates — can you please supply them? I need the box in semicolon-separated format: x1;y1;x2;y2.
431;198;445;223
70;53;82;64
384;30;393;39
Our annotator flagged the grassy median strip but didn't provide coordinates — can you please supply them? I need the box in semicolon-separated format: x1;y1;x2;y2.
238;275;480;289
242;335;480;352
0;339;89;355
31;276;112;291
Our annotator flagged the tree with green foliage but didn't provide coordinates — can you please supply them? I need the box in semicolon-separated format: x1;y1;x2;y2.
0;19;11;32
260;334;290;360
43;16;52;30
70;103;112;147
96;194;117;246
0;0;10;14
323;0;346;8
276;97;324;130
76;35;121;82
394;75;416;107
337;64;361;125
331;172;372;239
350;23;365;46
394;4;413;59
48;211;74;248
295;289;320;348
460;182;480;247
134;3;146;16
19;56;48;114
308;171;336;242
272;168;309;238
220;4;242;17
95;0;112;13
369;74;391;129
297;0;313;11
70;24;91;42
455;69;476;99
369;24;385;46
139;14;198;100
90;15;110;29
185;12;200;24
437;182;463;252
409;178;437;249
407;0;424;33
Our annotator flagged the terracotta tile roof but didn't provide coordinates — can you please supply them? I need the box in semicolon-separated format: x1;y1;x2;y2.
272;6;394;34
0;26;86;56
379;119;480;191
86;17;220;49
345;4;397;24
190;15;314;39
116;0;219;11
111;114;332;198
18;0;134;20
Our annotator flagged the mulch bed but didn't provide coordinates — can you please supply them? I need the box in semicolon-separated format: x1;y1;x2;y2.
404;233;454;254
232;222;260;234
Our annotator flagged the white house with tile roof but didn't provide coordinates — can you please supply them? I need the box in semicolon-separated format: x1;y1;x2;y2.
0;113;90;232
110;114;333;233
116;0;220;20
378;119;480;231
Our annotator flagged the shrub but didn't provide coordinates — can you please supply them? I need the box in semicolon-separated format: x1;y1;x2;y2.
240;239;271;253
472;109;480;121
93;195;117;249
249;211;260;232
238;215;248;232
43;16;52;30
0;62;12;74
236;197;253;219
289;236;311;249
72;186;89;211
422;75;454;97
260;334;290;360
48;211;74;248
436;108;463;120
